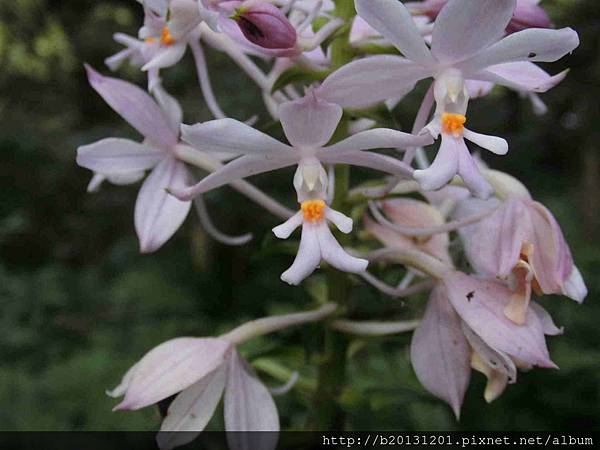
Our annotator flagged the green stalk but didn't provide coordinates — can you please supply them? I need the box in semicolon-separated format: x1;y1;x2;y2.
308;0;356;429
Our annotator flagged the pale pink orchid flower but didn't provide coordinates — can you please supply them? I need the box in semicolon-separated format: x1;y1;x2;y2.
77;66;192;253
168;93;432;202
108;338;279;450
319;0;578;196
411;271;561;417
108;304;337;449
107;0;201;83
453;171;587;325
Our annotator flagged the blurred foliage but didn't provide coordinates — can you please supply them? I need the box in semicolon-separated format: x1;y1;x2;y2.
0;0;598;433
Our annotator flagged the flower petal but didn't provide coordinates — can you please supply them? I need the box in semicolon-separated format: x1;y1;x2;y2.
325;207;353;234
442;272;555;368
157;364;227;450
280;223;321;285
142;42;188;71
355;0;435;66
153;84;183;134
272;211;304;239
459;27;580;74
472;62;568;93
562;266;587;303
316;222;368;274
181;119;291;156
135;158;192;253
454;197;527;278
530;302;564;336
463;129;508;155
318;55;431;109
456;141;494;199
85;65;177;148
410;284;471;419
279;96;342;148
224;351;280;435
413;134;460;191
77;138;164;175
321;128;434;155
168;154;298;201
431;0;516;65
114;337;232;410
318;151;414;178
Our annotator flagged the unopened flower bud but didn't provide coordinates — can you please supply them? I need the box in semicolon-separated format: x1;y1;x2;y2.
231;3;297;50
506;1;552;34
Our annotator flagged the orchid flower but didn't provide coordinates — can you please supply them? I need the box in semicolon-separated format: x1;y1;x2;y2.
319;0;578;196
411;271;561;417
452;170;587;325
273;163;368;285
108;0;201;89
169;92;432;202
77;66;192;253
108;303;336;450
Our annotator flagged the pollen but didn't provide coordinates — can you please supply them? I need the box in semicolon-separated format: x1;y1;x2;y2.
160;27;176;46
441;113;466;135
301;199;326;222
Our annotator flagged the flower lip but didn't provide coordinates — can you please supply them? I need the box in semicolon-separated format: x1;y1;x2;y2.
160;26;176;46
301;199;326;222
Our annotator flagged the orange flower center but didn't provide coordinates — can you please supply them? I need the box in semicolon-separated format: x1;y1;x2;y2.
301;199;326;222
160;27;176;46
441;113;466;135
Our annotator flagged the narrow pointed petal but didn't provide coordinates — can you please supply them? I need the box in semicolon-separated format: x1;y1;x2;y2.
413;134;459;191
85;65;177;148
142;43;188;71
114;337;232;410
442;272;555;368
463;129;508;155
107;363;139;398
319;151;414;178
279;95;342;148
325;207;353;234
135;158;192;253
316;223;368;274
77;138;164;174
280;224;321;285
157;364;227;450
459;28;580;74
530;302;563;336
181;119;291;156
322;128;434;155
169;154;298;201
318;55;431;109
456;142;494;199
472;63;568;93
410;285;471;419
224;351;280;435
272;212;304;239
355;0;435;67
431;0;516;64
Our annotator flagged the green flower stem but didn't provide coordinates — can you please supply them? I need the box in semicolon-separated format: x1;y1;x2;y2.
309;1;357;430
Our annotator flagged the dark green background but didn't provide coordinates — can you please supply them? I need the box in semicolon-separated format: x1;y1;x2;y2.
0;0;598;432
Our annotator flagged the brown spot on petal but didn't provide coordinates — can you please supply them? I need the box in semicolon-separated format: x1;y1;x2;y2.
528;52;537;58
466;291;475;301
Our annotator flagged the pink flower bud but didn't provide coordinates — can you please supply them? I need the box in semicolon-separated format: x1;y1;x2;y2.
232;2;297;50
506;1;552;34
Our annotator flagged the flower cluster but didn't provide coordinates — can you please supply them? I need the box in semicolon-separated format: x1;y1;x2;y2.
76;0;586;445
